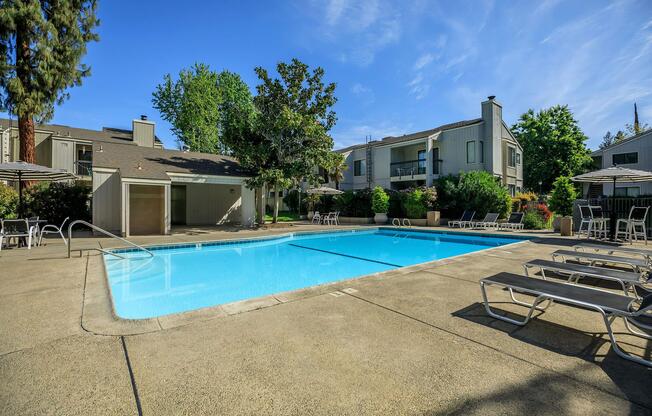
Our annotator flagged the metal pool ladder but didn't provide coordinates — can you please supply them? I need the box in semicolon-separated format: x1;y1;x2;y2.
67;220;154;259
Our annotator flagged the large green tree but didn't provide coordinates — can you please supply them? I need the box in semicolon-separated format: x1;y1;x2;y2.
225;58;337;223
511;105;592;193
323;151;347;190
0;1;99;164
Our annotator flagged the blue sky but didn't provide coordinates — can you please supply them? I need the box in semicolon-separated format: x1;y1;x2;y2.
4;0;651;150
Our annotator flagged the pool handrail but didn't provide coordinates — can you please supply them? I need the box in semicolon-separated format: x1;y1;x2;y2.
67;220;154;259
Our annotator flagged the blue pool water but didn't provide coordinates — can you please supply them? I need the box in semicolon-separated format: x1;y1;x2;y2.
104;228;528;319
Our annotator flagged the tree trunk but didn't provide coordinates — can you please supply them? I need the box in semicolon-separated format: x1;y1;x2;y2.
19;114;35;163
273;185;280;223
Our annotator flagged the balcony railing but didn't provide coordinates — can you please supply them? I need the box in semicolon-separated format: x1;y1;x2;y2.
76;160;92;177
390;159;426;178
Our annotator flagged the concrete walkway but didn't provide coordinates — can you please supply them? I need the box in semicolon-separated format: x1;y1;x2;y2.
1;224;650;415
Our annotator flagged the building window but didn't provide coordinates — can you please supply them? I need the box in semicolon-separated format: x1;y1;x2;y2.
614;186;640;197
479;141;484;163
432;148;440;175
612;152;638;165
516;152;521;165
508;184;516;196
417;149;426;174
466;141;476;164
353;159;366;176
508;147;516;167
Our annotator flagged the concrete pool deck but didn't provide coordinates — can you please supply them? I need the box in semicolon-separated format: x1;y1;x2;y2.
1;224;650;415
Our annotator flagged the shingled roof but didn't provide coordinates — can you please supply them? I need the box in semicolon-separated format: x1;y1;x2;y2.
92;141;250;180
335;118;483;153
0;118;163;144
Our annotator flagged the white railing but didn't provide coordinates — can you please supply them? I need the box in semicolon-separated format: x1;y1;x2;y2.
67;220;154;259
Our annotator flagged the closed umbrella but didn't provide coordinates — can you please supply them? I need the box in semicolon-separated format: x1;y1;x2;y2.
571;166;652;240
0;161;77;216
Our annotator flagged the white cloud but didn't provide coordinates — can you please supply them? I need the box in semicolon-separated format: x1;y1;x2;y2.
351;83;370;95
413;53;434;70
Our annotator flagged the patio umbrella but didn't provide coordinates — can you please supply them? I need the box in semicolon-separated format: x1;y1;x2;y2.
0;161;77;216
306;186;344;195
571;166;652;240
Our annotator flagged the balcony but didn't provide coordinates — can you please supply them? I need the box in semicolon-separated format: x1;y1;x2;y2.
76;160;92;177
390;160;426;181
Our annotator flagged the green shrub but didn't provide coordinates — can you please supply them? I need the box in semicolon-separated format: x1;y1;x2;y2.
405;189;427;219
284;189;307;214
435;171;512;219
0;182;18;219
333;189;373;217
548;176;577;216
371;186;389;214
523;210;546;230
26;182;91;225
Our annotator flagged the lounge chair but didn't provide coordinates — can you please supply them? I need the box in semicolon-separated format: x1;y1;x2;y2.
551;249;650;273
616;206;649;245
523;258;646;296
448;210;475;228
0;219;36;251
574;242;652;265
471;213;499;229
38;217;69;246
480;272;652;367
499;212;524;231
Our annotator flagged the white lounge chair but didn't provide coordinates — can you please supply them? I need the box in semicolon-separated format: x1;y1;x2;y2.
480;272;652;367
552;249;650;273
0;219;36;251
471;213;499;229
448;210;475;228
38;217;69;246
499;212;524;231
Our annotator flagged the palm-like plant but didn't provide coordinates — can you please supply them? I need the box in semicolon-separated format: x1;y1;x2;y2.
326;153;348;190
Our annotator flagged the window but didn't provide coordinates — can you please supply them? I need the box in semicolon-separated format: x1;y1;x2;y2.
466;141;476;164
612;152;638;165
353;159;366;176
432;148;440;174
478;141;484;163
417;149;426;174
508;184;516;196
516;152;521;165
614;187;640;197
508;147;516;167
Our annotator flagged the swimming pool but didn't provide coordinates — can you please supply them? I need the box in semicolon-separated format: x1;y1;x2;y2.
104;228;529;319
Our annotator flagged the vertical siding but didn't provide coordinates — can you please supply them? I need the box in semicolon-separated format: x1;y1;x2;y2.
185;183;242;225
438;124;484;176
92;170;121;232
51;139;75;172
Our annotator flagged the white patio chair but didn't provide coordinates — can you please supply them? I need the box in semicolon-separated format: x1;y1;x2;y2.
0;219;36;251
311;211;322;224
38;217;69;246
588;206;608;240
577;205;592;237
323;212;336;226
616;206;649;245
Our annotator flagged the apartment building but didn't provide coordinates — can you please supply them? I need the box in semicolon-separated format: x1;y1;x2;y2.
334;97;524;195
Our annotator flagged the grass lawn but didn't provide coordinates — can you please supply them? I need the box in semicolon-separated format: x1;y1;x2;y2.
264;211;302;222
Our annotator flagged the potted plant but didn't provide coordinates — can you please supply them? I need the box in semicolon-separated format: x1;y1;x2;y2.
548;176;577;236
371;186;389;224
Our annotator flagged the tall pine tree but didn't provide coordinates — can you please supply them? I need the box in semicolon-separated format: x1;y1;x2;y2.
0;1;99;164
